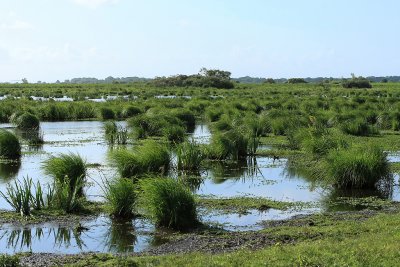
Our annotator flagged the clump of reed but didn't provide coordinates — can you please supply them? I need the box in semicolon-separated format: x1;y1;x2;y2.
208;129;249;160
340;119;379;136
121;106;143;118
104;121;128;145
13;113;40;130
176;139;204;172
162;125;186;143
139;178;198;230
100;107;116;120
103;178;137;218
326;146;390;189
0;177;53;216
42;153;87;196
0;129;21;160
110;140;170;178
128;114;184;139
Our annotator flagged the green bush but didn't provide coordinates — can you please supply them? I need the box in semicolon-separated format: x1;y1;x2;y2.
0;129;21;160
104;178;137;218
139;178;198;230
326;146;390;189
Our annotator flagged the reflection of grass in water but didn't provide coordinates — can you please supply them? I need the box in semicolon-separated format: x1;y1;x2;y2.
0;161;21;181
104;219;137;253
52;227;86;250
207;157;261;184
3;228;32;250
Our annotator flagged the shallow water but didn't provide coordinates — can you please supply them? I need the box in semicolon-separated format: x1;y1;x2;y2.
0;121;399;254
0;215;161;254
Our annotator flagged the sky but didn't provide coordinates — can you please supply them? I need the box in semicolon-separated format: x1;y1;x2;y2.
0;0;399;82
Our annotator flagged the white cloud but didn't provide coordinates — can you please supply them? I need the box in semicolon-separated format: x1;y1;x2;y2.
72;0;119;8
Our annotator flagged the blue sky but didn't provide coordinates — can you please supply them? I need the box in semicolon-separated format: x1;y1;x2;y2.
1;0;399;82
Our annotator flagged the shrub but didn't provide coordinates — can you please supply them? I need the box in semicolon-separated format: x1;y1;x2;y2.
111;141;170;177
103;178;136;218
14;113;40;130
326;146;390;189
0;129;21;160
139;178;198;230
42;153;87;195
342;77;372;89
288;78;307;84
100;108;116;120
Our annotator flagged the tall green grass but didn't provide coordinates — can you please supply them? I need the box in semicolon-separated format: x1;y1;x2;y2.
104;121;128;145
103;178;137;218
0;129;21;160
326;146;390;189
42;153;87;196
111;141;170;177
14;112;40;130
208;129;248;160
176;140;204;172
139;178;198;230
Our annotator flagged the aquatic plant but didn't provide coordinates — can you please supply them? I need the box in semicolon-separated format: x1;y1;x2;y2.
326;146;390;189
111;140;170;177
52;175;85;213
14;113;40;130
100;107;116;120
0;129;21;160
340;119;379;136
0;177;33;216
121;106;143;118
103;178;137;218
42;153;87;195
139;178;198;230
208;129;248;160
162;125;186;143
176;140;204;172
104;121;128;145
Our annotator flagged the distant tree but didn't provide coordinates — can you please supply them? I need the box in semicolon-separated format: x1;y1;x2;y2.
381;78;388;83
199;68;231;79
21;78;28;84
288;78;307;84
263;78;276;84
342;75;372;89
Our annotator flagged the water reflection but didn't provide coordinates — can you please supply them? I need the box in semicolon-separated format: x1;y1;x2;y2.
102;219;137;253
0;216;158;254
0;161;21;182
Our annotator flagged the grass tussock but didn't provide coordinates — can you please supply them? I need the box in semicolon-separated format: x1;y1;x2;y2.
14;112;40;130
103;178;137;218
111;140;170;178
139;178;198;230
326;146;390;189
42;153;87;195
176;140;204;172
0;129;21;160
104;121;128;145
